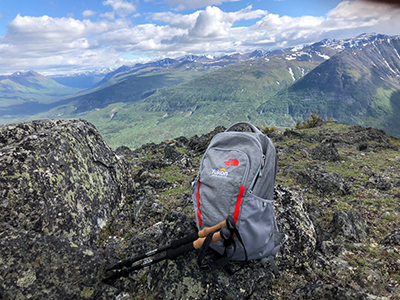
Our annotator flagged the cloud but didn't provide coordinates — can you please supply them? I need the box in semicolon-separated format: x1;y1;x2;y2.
100;11;116;19
82;10;97;18
1;0;400;74
150;11;200;29
189;6;232;37
102;0;136;17
5;14;126;43
0;14;130;73
166;0;241;11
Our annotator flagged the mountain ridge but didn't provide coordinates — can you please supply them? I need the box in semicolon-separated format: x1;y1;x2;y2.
1;33;399;148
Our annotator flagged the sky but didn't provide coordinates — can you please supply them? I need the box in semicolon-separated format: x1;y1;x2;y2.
0;0;400;75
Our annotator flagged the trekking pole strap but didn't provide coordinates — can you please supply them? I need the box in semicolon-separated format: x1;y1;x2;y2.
197;227;233;271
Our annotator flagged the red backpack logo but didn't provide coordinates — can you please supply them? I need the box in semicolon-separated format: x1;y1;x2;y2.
224;158;239;166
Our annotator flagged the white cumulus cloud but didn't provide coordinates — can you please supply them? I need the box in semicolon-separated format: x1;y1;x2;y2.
82;10;97;18
102;0;136;17
1;0;400;74
167;0;241;11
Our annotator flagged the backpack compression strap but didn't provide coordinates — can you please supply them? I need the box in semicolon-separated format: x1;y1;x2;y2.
260;231;288;275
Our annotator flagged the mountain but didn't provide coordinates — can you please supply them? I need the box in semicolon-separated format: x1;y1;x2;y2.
0;71;83;121
4;39;341;123
82;56;321;148
1;33;399;148
71;37;349;148
259;34;400;136
49;69;113;89
81;34;400;148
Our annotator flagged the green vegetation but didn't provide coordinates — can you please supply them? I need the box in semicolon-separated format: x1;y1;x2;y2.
82;57;320;149
295;110;326;129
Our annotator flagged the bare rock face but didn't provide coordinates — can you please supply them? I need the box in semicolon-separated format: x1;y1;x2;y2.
0;119;134;299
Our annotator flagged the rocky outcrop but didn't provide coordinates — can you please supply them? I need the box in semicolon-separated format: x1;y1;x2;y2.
1;119;399;299
0;119;135;246
0;119;134;299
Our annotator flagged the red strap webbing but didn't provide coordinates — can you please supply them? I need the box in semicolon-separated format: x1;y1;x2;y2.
196;178;202;227
233;185;245;224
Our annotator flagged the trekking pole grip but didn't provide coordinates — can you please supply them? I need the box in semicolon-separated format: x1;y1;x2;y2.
167;229;228;260
193;230;224;249
198;220;227;238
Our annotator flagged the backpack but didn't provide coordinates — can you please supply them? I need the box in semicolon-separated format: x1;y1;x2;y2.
191;121;287;273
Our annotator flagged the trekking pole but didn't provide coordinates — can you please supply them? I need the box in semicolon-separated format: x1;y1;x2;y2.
106;218;231;272
103;227;231;282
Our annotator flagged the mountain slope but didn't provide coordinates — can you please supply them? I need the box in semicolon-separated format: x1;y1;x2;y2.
84;57;321;148
258;35;400;136
0;71;81;107
2;34;400;148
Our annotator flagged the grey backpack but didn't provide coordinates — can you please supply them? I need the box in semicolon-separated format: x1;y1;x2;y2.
192;122;287;273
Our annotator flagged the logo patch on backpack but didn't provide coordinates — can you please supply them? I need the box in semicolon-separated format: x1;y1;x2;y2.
224;158;239;166
211;168;228;178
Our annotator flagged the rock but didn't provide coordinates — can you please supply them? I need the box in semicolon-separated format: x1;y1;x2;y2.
0;119;134;247
187;126;225;153
295;283;385;300
274;185;317;269
1;119;399;299
309;141;341;162
164;144;181;161
381;228;400;246
108;184;319;299
289;165;352;196
330;210;369;242
307;203;330;246
130;212;276;300
115;145;133;158
0;119;135;299
0;226;123;300
366;173;393;191
328;126;398;151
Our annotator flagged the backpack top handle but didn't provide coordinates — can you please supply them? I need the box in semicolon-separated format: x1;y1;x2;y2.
225;121;262;135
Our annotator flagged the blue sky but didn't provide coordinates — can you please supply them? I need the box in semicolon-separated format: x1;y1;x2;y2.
0;0;399;74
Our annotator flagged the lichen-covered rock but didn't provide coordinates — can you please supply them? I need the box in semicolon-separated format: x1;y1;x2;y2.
291;165;352;196
0;119;135;299
330;210;369;242
309;141;341;162
295;283;387;300
328;126;398;151
381;228;400;246
2;119;398;299
0;226;124;300
186;126;225;153
0;119;134;247
273;185;317;269
117;212;276;300
366;173;393;191
104;186;317;299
